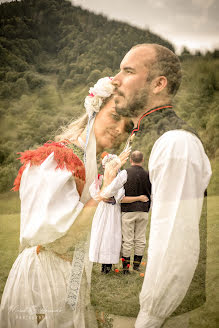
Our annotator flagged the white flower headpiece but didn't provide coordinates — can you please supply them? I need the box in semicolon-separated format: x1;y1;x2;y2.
84;77;114;117
102;153;121;169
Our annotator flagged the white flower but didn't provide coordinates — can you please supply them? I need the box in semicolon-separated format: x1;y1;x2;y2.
84;95;103;117
84;76;114;117
89;77;114;98
102;154;119;168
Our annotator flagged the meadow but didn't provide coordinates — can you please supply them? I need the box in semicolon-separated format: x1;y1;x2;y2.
0;1;218;326
0;161;218;327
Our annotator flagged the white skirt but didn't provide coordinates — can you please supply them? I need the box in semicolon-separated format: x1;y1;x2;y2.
89;202;122;264
0;247;92;328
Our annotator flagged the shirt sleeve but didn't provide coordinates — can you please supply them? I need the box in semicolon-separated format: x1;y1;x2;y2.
19;153;84;247
89;175;103;200
114;186;126;203
100;170;127;199
135;130;212;328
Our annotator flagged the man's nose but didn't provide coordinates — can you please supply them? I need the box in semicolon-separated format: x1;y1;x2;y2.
112;73;121;87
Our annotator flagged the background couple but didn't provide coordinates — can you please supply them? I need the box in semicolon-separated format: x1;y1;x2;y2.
0;43;211;328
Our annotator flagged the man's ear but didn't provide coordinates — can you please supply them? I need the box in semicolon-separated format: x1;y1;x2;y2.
152;76;167;94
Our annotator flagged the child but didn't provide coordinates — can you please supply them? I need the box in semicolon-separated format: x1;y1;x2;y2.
89;153;148;273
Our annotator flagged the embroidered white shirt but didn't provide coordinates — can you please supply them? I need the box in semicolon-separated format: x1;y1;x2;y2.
135;130;212;328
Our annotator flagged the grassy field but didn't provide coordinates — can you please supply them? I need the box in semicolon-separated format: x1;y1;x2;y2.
0;170;218;327
90;195;219;328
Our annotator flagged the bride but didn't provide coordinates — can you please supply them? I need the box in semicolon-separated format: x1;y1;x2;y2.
0;77;132;328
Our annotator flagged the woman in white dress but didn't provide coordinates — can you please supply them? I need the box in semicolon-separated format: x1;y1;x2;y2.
89;153;148;274
0;77;132;328
89;154;127;273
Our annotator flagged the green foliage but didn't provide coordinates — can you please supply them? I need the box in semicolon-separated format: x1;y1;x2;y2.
62;78;75;91
87;69;102;83
0;82;12;98
0;164;17;193
0;0;174;85
5;71;20;82
24;71;46;90
208;157;219;196
13;77;29;97
174;58;219;159
0;0;218;192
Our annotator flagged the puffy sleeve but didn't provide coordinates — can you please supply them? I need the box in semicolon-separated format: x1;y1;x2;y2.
19;152;84;248
89;175;103;200
135;130;212;328
100;170;127;199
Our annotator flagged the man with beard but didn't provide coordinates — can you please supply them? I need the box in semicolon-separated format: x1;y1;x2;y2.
112;44;212;328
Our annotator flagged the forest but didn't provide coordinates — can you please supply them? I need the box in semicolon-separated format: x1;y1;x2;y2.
0;0;218;192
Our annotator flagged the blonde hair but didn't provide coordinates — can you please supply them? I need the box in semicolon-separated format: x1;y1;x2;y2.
55;95;113;142
55;114;88;142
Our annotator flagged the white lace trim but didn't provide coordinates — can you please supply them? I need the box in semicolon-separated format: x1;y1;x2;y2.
66;240;86;310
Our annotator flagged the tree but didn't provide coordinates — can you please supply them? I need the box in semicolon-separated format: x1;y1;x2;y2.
62;79;74;91
13;78;29;98
87;69;101;83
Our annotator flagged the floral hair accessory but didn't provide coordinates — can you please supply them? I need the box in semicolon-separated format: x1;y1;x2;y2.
101;153;118;168
84;77;114;117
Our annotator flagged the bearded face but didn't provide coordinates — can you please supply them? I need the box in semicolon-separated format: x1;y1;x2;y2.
114;84;150;117
112;46;157;119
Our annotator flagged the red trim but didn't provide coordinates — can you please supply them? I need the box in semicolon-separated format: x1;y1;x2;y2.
101;151;109;159
12;141;85;195
131;105;173;136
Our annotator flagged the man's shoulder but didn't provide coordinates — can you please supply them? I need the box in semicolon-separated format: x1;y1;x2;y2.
126;165;149;176
126;165;145;172
154;130;201;152
149;130;206;166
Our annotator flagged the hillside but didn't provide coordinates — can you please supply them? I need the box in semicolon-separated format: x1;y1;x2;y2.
0;0;218;192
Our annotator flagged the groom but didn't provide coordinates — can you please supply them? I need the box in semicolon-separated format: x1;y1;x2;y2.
112;44;212;328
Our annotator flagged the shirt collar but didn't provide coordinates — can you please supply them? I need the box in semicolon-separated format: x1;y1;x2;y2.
131;104;173;136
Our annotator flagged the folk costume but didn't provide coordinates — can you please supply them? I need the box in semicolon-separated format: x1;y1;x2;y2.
0;76;115;328
130;106;212;328
89;169;127;265
0;141;98;328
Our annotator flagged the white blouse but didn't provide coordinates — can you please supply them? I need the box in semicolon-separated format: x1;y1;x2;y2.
19;153;84;248
135;130;212;328
100;169;128;201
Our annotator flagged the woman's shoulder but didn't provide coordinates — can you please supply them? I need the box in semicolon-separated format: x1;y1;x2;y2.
12;141;85;192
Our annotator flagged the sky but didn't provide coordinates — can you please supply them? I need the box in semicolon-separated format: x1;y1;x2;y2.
1;0;218;53
71;0;218;54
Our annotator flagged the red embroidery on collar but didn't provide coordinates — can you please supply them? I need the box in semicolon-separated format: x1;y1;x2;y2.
131;105;173;136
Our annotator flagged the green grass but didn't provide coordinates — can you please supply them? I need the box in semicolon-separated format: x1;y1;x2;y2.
0;192;20;297
91;261;146;317
91;197;219;326
0;191;20;214
208;157;219;196
0;184;218;327
188;195;219;327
